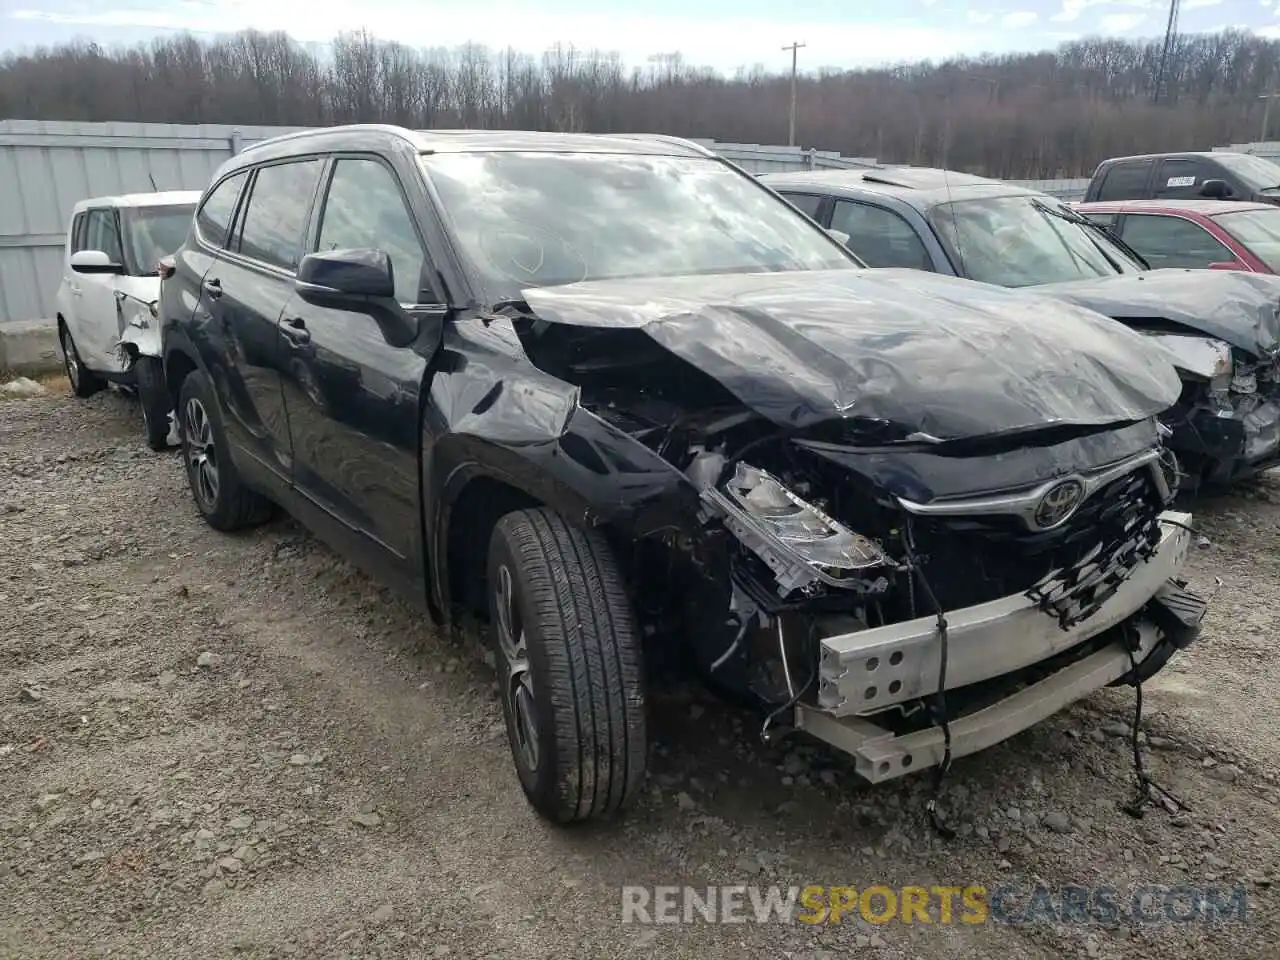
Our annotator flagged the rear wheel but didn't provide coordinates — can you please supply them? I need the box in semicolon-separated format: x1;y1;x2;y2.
487;508;647;823
59;323;104;398
177;369;272;531
135;356;171;451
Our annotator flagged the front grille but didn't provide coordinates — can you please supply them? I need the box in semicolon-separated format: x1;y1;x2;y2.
909;466;1164;621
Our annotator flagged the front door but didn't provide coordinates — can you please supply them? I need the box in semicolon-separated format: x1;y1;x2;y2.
73;207;128;372
277;154;439;581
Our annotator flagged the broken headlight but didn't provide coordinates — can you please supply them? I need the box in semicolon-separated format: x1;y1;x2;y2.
699;461;889;597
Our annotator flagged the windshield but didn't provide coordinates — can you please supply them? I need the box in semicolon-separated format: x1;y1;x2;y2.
1214;208;1280;271
419;151;857;299
1213;154;1280;191
926;195;1144;287
124;204;195;274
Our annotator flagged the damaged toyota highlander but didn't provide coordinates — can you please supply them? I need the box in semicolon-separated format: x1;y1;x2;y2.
160;126;1207;825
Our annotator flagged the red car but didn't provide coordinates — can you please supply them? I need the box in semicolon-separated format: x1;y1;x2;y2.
1073;198;1280;274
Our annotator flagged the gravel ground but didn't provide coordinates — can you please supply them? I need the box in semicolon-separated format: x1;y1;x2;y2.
1;382;1277;960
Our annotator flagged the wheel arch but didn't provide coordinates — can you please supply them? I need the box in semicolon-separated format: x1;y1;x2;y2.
162;328;207;408
438;471;544;622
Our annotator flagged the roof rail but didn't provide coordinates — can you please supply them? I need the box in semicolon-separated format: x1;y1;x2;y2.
608;133;717;157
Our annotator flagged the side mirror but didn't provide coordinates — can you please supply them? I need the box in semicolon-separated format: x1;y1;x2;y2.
70;249;124;275
294;248;418;348
1199;179;1231;199
296;248;396;300
1208;260;1247;271
826;228;852;246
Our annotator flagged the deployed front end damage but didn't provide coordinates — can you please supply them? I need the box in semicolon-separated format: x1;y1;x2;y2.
1040;270;1280;486
510;270;1208;785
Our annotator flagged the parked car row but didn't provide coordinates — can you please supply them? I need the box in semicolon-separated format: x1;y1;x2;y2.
53;127;1233;827
761;166;1280;489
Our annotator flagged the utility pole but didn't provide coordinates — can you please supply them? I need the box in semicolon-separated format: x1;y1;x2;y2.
1261;92;1280;143
1153;0;1179;103
782;41;806;146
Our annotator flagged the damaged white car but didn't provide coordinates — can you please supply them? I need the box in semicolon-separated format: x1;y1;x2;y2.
54;191;199;449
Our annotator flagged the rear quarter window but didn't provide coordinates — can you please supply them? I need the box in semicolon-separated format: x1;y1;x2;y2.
197;171;248;248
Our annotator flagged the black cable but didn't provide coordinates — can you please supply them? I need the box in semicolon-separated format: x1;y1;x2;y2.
901;517;956;840
1120;630;1189;819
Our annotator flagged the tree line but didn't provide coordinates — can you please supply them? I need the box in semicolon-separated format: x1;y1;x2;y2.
3;28;1280;177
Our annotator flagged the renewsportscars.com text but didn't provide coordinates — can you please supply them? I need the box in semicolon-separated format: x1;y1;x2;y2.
620;884;1250;926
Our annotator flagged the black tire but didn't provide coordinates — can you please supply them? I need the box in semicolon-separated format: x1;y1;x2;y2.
59;323;104;398
136;357;171;451
177;369;272;531
487;508;647;823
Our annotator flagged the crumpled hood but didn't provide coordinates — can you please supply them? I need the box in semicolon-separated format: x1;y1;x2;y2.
1036;269;1280;358
521;268;1183;441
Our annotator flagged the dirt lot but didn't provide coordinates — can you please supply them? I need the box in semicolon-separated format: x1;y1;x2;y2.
1;382;1277;960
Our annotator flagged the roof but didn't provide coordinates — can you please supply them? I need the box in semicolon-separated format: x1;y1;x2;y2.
236;124;714;160
71;190;201;213
1094;151;1248;165
1074;198;1278;217
759;167;1041;208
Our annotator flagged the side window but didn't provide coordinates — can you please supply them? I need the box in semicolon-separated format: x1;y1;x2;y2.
1096;161;1153;202
1081;212;1118;232
316;157;431;304
84;209;124;263
1155;159;1214;200
1118;214;1233;269
829;200;933;271
236;159;326;271
196;171;248;249
69;213;87;254
780;192;824;219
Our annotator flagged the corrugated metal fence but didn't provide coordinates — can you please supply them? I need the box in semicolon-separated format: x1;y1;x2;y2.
0;120;311;323
0;118;1264;322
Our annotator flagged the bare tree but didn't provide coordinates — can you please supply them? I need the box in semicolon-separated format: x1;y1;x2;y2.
4;28;1280;176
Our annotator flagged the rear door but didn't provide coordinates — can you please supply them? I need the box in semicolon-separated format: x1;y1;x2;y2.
1115;213;1237;269
276;153;440;583
210;157;327;480
1093;160;1155;201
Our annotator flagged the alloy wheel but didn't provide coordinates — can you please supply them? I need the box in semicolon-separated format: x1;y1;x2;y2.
184;397;220;510
494;563;539;772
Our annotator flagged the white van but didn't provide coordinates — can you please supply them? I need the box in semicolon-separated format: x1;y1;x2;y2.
54;191;200;449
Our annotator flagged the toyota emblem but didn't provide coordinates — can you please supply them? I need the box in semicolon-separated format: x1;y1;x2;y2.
1033;479;1085;529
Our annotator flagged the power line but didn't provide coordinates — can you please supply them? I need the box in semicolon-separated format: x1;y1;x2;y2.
782;41;806;147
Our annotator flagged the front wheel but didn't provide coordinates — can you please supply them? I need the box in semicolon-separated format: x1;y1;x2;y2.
135;356;171;451
177;370;272;531
487;508;647;823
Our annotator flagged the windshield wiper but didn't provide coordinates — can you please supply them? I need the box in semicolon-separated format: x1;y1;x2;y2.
1030;198;1150;271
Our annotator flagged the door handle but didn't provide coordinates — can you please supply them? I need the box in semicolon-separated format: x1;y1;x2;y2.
202;278;223;300
281;316;311;345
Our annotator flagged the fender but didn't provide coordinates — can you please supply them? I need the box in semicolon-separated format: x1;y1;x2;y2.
426;402;707;618
115;292;163;364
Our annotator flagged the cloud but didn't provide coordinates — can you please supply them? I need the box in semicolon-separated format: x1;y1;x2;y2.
1182;0;1225;9
966;10;995;24
1050;0;1158;24
1002;11;1038;28
5;2;1046;72
1099;12;1149;32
